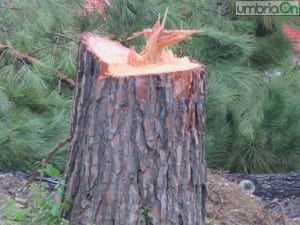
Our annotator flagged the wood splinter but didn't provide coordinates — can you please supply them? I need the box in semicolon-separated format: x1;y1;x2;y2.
127;8;202;66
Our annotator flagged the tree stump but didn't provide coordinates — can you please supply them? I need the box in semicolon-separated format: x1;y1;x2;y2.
63;29;207;225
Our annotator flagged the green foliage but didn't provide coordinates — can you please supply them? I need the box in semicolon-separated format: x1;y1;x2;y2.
0;0;75;171
207;67;300;173
209;220;217;225
2;165;69;225
250;31;293;69
185;27;255;65
139;207;154;225
43;163;62;178
3;183;70;225
176;0;300;173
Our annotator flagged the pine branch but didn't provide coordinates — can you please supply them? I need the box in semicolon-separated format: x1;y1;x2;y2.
43;137;71;165
0;5;24;10
29;45;72;56
0;43;75;89
46;32;77;44
27;137;71;184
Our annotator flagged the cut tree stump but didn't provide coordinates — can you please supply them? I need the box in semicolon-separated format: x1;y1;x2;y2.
63;24;207;225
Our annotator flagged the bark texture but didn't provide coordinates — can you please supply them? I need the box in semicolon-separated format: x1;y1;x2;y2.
63;39;207;225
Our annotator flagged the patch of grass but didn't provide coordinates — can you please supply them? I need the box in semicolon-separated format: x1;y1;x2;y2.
1;164;69;225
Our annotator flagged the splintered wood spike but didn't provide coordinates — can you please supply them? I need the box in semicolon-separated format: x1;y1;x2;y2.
127;8;203;66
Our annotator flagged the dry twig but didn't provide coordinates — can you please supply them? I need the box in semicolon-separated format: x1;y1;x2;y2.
27;137;71;184
0;5;24;10
29;45;72;56
46;31;77;43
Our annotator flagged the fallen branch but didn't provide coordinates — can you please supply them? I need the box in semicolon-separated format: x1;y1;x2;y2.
27;137;71;184
46;31;77;44
0;5;24;10
0;43;75;89
29;44;72;56
43;137;71;165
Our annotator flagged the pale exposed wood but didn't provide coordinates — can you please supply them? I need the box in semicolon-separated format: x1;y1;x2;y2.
82;34;200;77
127;9;202;66
80;9;202;77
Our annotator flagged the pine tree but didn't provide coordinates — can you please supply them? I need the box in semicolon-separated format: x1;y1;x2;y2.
0;0;78;170
184;0;300;173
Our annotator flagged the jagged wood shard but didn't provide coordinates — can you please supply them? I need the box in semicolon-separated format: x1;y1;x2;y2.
127;9;202;66
80;9;203;77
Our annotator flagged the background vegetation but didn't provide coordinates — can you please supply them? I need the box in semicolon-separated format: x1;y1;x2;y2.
0;0;299;174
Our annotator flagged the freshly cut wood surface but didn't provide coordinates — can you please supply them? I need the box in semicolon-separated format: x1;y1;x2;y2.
82;33;200;77
81;9;202;77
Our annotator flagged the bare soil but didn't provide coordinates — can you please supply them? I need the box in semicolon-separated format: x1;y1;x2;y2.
0;171;299;225
206;170;300;225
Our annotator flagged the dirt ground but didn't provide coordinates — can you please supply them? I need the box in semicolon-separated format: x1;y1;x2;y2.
206;170;300;225
0;171;299;225
0;173;28;225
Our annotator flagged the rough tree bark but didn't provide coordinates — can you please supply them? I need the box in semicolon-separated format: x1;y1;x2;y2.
63;22;207;225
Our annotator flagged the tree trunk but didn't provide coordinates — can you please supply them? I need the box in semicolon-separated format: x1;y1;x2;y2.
63;33;207;225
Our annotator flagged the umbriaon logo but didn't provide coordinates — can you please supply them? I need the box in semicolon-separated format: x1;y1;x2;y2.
236;1;300;15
